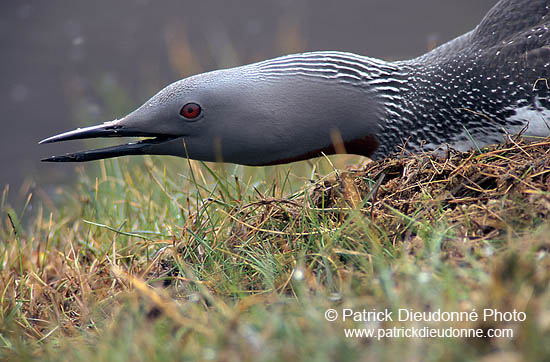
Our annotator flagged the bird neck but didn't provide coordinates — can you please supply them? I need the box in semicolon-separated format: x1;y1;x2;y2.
246;47;547;163
252;51;447;159
247;52;406;163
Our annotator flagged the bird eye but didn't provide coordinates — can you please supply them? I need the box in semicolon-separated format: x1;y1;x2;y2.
180;103;201;119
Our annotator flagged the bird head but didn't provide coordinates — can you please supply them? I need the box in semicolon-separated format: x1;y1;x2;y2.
41;53;384;165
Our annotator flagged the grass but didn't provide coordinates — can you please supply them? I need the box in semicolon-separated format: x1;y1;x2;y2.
1;140;550;361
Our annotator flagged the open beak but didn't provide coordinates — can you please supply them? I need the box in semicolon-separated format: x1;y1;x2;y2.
39;120;179;162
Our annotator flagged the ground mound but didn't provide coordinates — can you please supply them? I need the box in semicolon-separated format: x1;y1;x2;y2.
224;138;550;245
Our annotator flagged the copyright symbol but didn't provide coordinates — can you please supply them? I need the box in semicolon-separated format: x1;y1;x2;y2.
325;309;338;322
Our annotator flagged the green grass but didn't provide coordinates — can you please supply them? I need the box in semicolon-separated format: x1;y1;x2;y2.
1;153;550;361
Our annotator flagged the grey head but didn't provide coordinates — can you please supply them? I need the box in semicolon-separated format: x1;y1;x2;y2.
40;53;385;166
41;0;550;165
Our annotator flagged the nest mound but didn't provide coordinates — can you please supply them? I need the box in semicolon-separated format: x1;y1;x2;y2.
342;139;550;241
227;139;550;244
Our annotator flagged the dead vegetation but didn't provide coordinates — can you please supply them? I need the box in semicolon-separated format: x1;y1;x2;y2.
223;138;550;247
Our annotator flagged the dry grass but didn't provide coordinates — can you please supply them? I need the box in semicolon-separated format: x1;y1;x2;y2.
1;138;550;361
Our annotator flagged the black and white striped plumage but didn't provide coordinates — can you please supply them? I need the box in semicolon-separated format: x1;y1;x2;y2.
41;0;550;165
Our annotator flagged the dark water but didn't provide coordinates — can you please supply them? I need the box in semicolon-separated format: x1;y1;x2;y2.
0;0;497;205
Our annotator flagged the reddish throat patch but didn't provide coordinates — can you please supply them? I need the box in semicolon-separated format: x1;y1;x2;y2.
265;135;380;165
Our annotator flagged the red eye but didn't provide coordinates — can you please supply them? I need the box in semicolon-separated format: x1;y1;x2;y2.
180;103;201;119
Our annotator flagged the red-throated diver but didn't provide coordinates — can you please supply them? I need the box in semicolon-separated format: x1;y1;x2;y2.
40;0;550;165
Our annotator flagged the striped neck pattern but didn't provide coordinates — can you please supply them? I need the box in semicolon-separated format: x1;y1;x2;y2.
249;49;549;158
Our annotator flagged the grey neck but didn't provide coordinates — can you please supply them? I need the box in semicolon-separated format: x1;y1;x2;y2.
249;47;549;160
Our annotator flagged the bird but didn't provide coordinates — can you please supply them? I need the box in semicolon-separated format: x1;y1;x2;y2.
40;0;549;166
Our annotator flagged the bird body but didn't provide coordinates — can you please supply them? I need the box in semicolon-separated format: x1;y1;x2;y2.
41;0;550;165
